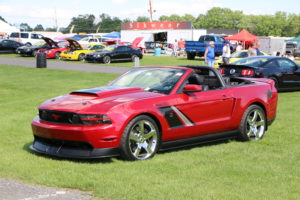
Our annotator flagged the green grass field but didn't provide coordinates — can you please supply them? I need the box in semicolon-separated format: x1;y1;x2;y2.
0;65;299;200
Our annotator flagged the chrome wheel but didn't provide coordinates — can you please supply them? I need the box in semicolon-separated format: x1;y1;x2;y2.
103;56;111;64
128;120;158;160
245;109;266;140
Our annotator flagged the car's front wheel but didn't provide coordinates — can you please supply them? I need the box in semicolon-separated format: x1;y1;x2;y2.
238;105;266;141
120;115;161;160
103;56;111;64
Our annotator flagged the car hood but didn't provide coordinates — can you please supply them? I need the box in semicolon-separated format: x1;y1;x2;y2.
38;86;163;113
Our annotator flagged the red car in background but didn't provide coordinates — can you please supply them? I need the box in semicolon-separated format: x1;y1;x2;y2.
37;37;69;59
30;66;278;160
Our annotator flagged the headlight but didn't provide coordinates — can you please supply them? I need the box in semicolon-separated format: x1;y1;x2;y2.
70;114;112;125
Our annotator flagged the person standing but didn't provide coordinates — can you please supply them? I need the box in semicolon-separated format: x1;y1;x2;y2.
172;39;178;57
248;43;257;57
255;42;261;55
204;41;215;68
236;42;243;52
222;42;231;65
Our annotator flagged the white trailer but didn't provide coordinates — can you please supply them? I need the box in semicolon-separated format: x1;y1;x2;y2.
257;36;292;56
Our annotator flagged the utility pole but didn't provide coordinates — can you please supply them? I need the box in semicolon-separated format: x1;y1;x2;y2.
148;0;156;22
54;7;58;32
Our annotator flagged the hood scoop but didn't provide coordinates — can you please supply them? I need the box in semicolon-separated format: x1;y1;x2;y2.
70;86;143;97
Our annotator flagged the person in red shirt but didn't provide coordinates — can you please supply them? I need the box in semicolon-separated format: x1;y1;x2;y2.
178;39;185;56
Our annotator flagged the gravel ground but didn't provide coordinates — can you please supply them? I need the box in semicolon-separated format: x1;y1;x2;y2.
0;178;92;200
0;56;131;74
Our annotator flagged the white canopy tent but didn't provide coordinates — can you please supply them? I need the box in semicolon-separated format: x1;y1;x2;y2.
0;20;19;36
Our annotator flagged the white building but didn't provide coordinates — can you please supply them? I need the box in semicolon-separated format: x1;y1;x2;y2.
0;20;19;38
121;21;206;43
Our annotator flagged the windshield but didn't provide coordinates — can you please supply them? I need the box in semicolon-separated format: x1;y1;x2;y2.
231;51;248;58
33;41;46;46
110;67;186;94
232;57;272;67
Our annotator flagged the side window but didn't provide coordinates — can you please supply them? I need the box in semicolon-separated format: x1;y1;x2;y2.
117;46;126;52
204;36;214;42
277;59;296;72
37;34;43;39
187;69;223;91
125;46;132;51
31;34;39;39
264;61;279;68
10;32;20;38
21;33;29;38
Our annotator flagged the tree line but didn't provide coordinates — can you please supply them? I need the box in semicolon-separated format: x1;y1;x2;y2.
1;7;299;37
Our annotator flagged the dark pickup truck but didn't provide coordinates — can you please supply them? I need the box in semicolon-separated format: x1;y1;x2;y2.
185;35;231;60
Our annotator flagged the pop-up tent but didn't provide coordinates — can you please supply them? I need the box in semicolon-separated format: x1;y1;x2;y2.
0;20;19;35
102;32;121;38
225;29;257;42
285;36;300;42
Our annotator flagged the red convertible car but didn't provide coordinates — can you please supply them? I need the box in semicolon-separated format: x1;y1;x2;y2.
37;37;69;59
30;66;278;160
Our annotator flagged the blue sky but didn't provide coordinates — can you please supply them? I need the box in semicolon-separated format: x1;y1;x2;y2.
0;0;299;28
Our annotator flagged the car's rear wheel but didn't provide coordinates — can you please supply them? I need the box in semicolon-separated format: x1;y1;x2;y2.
55;52;61;59
238;105;266;141
32;50;37;57
131;55;138;62
103;56;111;64
120;115;160;160
78;53;85;61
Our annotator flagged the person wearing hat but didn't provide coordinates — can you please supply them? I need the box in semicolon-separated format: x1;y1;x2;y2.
204;41;215;68
222;41;231;65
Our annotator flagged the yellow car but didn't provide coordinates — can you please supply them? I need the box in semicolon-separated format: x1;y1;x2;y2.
60;38;105;61
214;50;268;68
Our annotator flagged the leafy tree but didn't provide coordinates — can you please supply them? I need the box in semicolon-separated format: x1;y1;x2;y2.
95;13;122;32
33;24;44;31
20;23;33;31
45;27;57;32
67;14;96;33
136;16;150;22
0;16;7;23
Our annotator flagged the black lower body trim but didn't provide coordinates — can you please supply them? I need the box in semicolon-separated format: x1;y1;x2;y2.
30;138;120;159
160;130;238;151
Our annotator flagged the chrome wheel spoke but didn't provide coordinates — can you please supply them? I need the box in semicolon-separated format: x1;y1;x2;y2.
134;146;142;157
146;144;152;154
138;121;145;135
129;135;139;142
251;111;258;122
256;120;265;127
144;130;156;140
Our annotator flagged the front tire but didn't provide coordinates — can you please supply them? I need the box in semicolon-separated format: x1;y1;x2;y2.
103;56;111;64
237;105;266;141
120;115;161;160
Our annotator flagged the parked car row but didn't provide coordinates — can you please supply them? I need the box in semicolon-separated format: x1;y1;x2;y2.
12;37;144;64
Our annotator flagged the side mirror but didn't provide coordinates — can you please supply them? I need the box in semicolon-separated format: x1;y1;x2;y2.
183;84;203;93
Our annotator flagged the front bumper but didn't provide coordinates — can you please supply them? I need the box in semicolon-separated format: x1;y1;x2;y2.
30;135;119;159
31;116;120;158
60;54;78;60
85;55;103;63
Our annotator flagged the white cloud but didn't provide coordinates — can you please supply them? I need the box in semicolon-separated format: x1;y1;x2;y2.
118;0;221;19
112;0;127;5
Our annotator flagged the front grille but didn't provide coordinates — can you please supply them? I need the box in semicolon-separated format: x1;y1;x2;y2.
39;109;82;125
34;135;93;150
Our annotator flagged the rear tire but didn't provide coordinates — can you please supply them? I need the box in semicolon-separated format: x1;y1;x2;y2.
120;115;161;161
78;53;85;61
131;55;138;62
103;56;111;64
237;105;266;141
187;52;195;60
55;52;61;59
